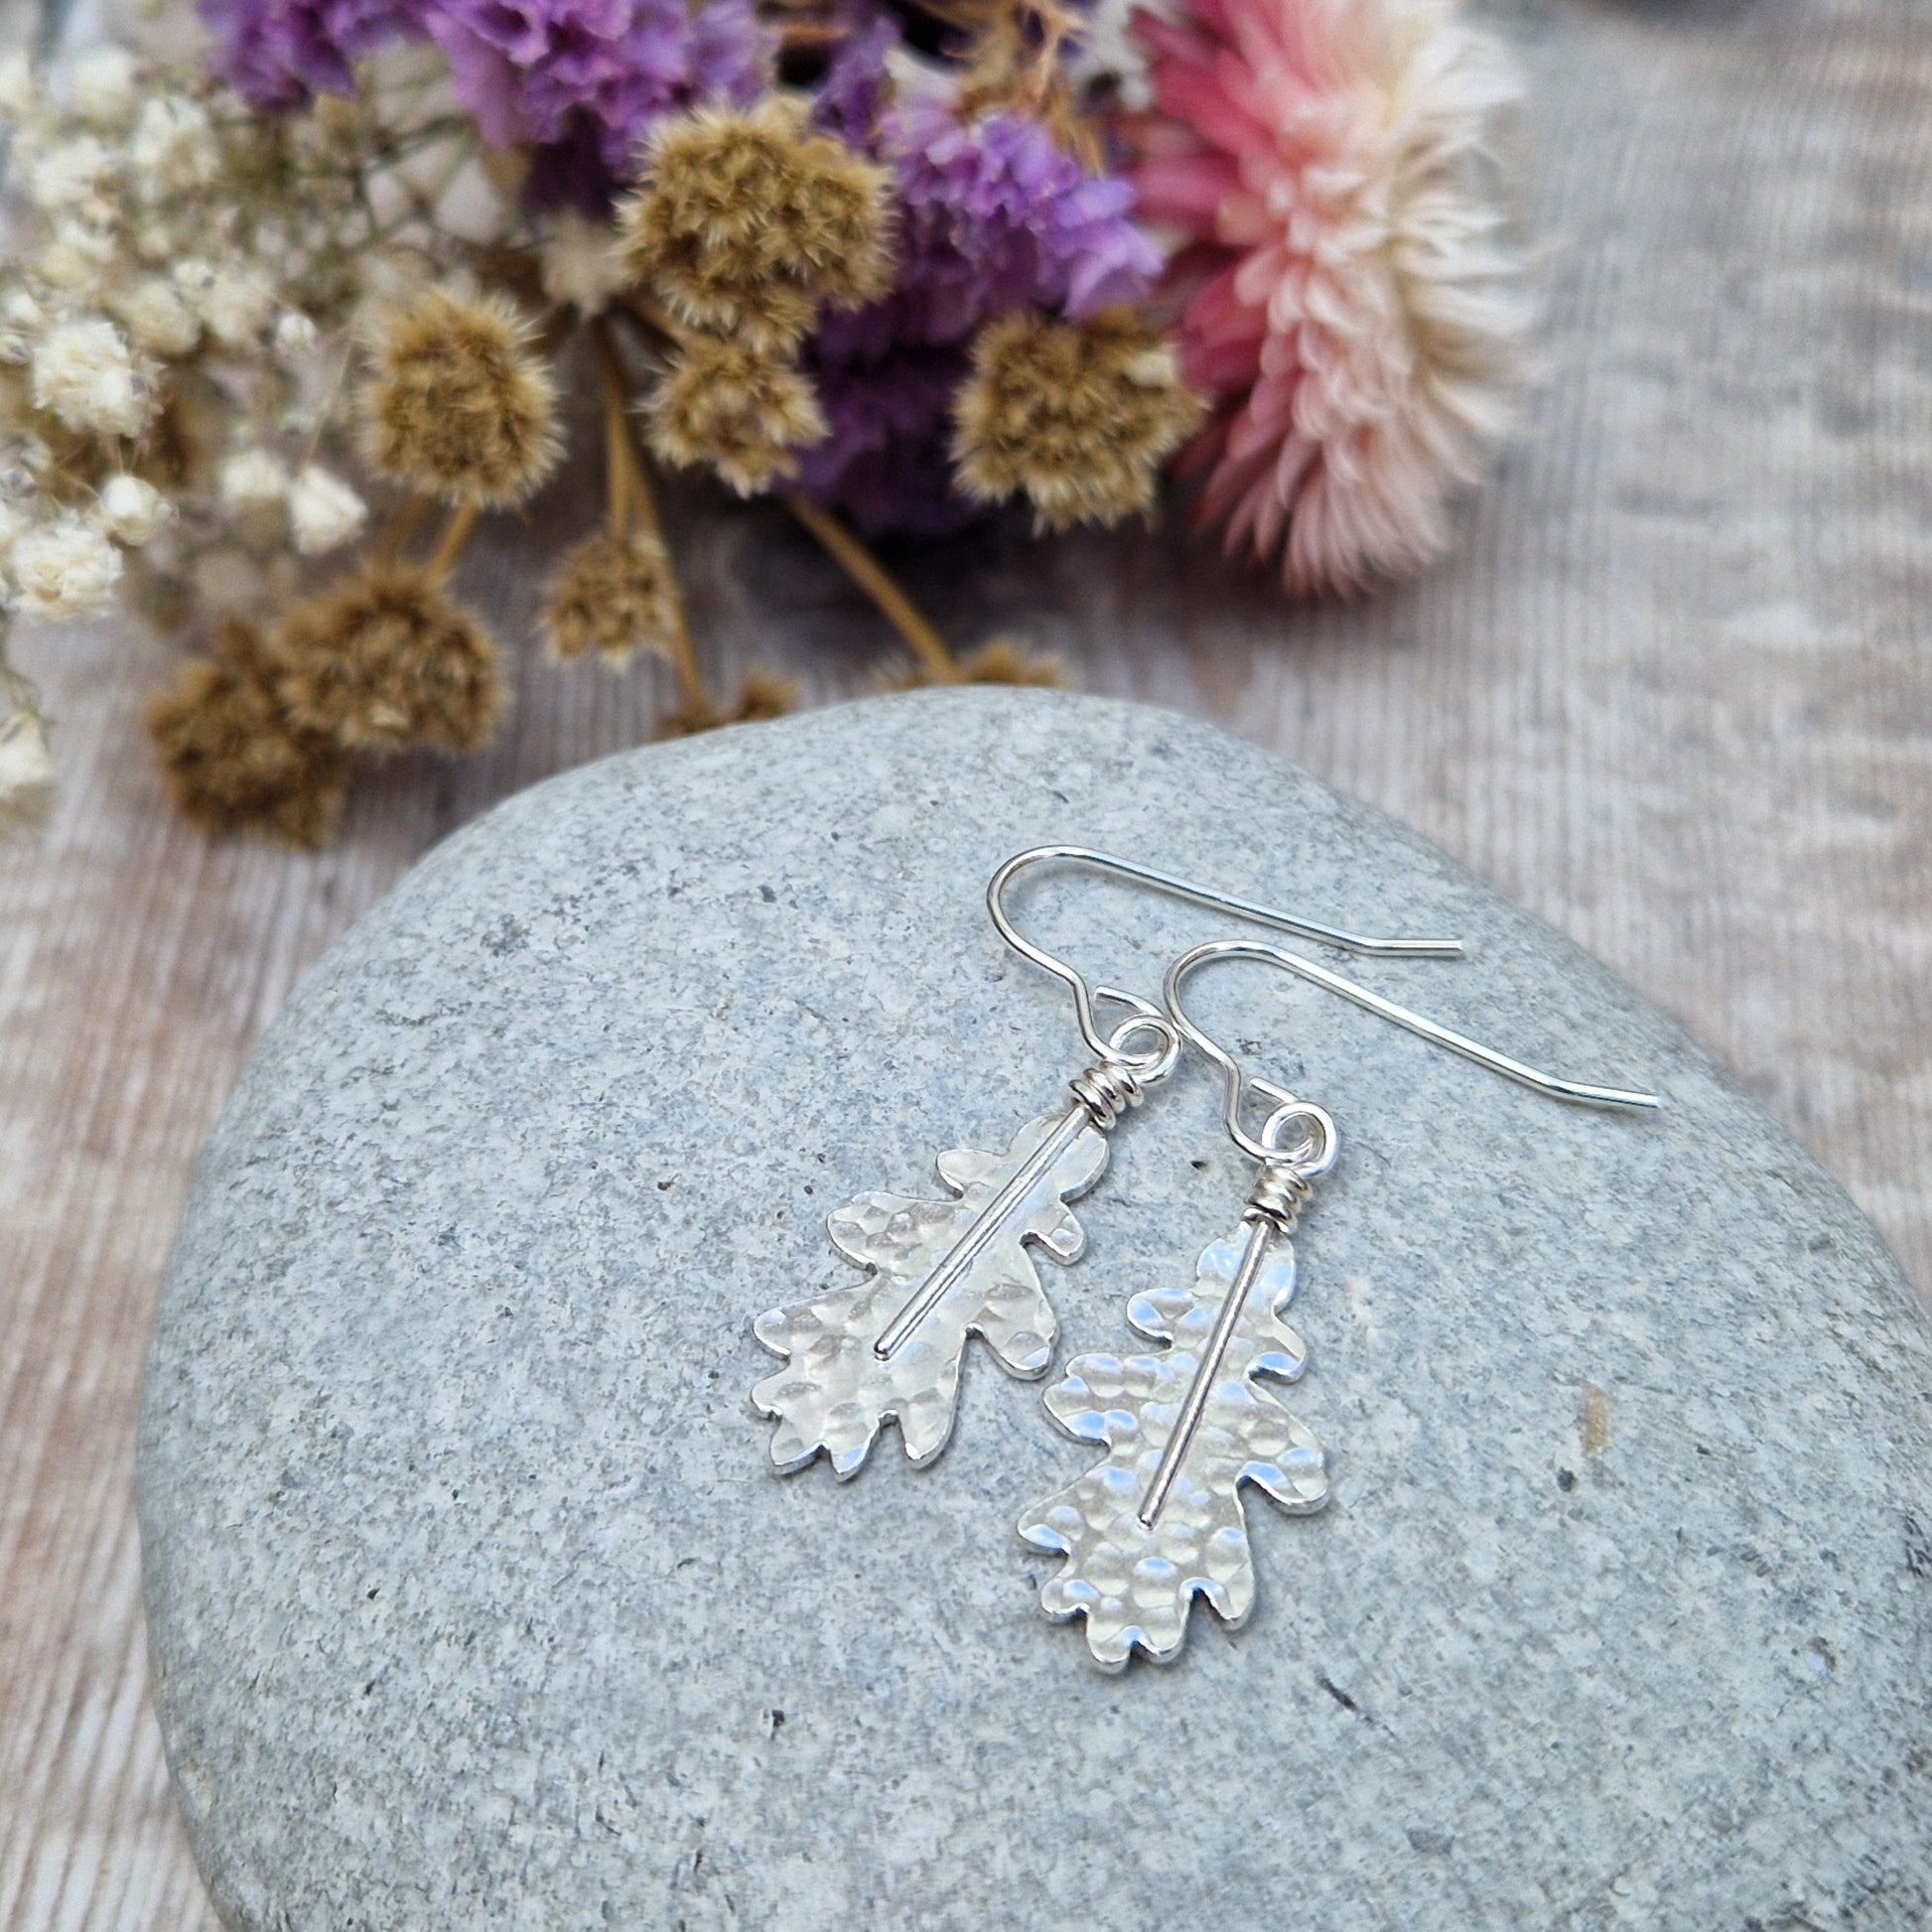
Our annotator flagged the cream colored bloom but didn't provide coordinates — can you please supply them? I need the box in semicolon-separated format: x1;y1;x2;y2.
70;48;140;130
30;317;151;437
129;95;218;199
12;512;122;618
273;311;320;359
200;264;277;346
538;211;626;317
0;709;56;841
35;221;117;299
114;276;201;356
287;465;366;555
1;290;45;334
97;474;171;546
25;135;112;213
218;448;290;508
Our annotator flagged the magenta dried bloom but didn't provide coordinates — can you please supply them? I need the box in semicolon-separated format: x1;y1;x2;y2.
201;0;423;109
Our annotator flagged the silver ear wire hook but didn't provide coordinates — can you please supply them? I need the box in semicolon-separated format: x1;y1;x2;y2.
1164;937;1661;1159
987;846;1465;1076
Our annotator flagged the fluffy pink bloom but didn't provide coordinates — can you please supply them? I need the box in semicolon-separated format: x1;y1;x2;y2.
1133;0;1530;594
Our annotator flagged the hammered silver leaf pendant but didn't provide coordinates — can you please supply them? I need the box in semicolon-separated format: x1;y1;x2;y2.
1018;1227;1329;1670
753;1111;1111;1478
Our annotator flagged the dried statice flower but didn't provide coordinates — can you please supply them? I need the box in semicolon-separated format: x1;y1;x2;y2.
800;64;1164;534
0;708;58;841
97;474;173;546
147;619;347;845
1136;0;1531;592
886;80;1162;338
795;341;973;538
953;309;1202;529
360;287;561;505
287;465;367;555
276;564;506;751
201;0;425;112
618;95;896;349
543;527;678;665
425;0;771;194
646;334;827;495
30;318;153;439
11;513;123;619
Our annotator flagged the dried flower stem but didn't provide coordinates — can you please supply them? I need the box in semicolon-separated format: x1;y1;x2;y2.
779;492;964;684
424;499;480;584
589;320;711;721
374;494;437;565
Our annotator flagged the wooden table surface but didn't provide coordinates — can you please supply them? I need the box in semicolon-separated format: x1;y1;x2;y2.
5;0;1931;1921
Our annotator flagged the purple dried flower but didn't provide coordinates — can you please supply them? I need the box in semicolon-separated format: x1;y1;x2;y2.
201;0;422;110
795;342;979;537
811;6;897;151
887;83;1163;335
427;0;770;186
799;69;1163;534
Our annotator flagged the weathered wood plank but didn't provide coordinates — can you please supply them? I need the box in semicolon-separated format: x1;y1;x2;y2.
4;1;1930;1920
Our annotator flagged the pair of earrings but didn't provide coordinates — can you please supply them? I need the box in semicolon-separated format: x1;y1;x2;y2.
750;848;1659;1670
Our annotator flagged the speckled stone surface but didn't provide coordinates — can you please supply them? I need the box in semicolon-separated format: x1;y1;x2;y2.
138;688;1932;1931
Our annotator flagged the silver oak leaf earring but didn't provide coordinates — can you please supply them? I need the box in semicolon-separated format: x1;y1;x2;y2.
1019;934;1662;1671
751;848;1463;1480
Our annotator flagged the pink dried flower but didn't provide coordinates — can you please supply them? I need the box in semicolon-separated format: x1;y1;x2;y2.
1134;0;1531;594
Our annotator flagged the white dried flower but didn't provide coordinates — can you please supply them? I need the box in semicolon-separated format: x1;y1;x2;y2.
0;709;57;841
97;474;171;546
273;311;320;359
0;51;40;124
12;512;122;618
25;135;113;213
538;211;627;317
287;464;366;555
171;257;216;304
70;47;140;130
128;95;218;200
35;221;118;298
218;448;290;508
134;218;178;264
30;317;152;438
114;276;201;356
200;264;277;346
1;289;45;336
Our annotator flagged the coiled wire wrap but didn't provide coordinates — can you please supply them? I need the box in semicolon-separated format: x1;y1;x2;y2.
1245;1160;1315;1232
1067;1058;1146;1131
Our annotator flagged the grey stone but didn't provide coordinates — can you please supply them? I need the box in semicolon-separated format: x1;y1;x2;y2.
138;687;1932;1931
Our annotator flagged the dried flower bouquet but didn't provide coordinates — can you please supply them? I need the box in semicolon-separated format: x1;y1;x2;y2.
0;0;1530;844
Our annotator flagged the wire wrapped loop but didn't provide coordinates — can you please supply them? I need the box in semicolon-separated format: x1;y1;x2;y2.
1068;1058;1147;1131
1245;1160;1314;1233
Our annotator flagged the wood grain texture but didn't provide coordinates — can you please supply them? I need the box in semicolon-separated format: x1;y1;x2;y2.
4;0;1930;1920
